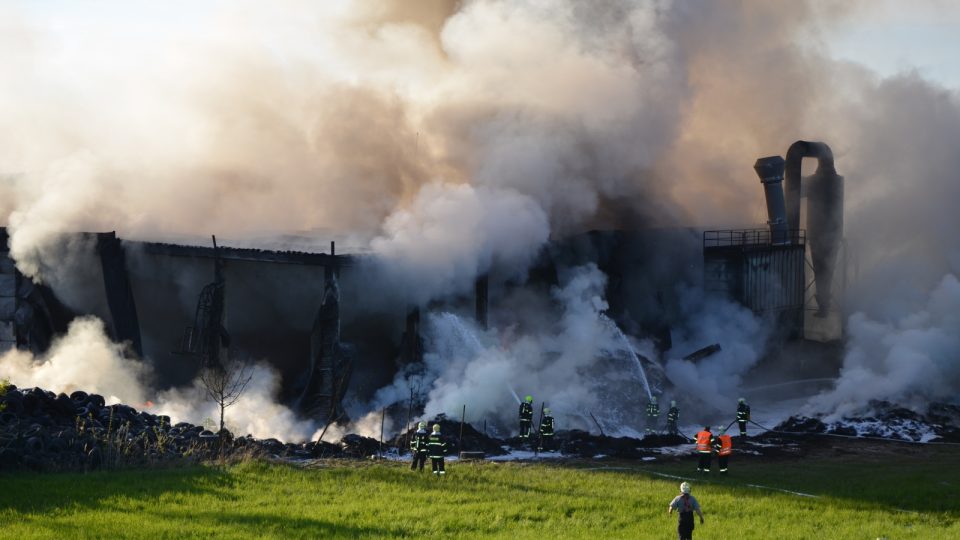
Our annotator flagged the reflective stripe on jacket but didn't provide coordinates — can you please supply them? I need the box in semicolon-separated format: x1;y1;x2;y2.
427;434;447;459
737;403;750;420
519;402;533;420
695;431;712;452
410;430;429;453
717;434;733;456
540;416;554;436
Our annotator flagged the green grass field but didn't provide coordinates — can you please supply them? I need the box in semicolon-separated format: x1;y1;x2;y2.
1;446;958;539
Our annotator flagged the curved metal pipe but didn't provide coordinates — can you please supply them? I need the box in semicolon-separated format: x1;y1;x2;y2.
784;141;843;314
784;141;836;232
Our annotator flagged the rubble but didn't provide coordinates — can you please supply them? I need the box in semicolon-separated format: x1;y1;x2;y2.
339;434;381;458
390;417;509;456
772;401;960;443
7;382;955;473
0;384;349;472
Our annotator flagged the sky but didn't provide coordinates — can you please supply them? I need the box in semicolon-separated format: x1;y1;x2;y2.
12;1;960;91
11;1;960;91
820;0;960;88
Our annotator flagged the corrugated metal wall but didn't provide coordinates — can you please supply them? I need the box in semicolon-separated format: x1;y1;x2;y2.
703;229;806;334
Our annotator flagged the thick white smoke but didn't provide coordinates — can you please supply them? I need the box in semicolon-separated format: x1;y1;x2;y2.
663;287;773;412
793;73;960;415
0;317;354;442
806;274;960;419
2;0;960;432
152;364;322;442
370;183;550;304
0;0;686;286
370;264;663;437
0;317;147;406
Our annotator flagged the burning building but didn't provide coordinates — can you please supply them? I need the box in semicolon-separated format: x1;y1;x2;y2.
0;141;847;429
3;1;959;442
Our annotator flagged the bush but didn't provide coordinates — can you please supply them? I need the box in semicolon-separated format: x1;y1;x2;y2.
0;379;8;413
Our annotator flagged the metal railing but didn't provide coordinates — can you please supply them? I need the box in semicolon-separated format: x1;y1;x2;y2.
703;228;805;248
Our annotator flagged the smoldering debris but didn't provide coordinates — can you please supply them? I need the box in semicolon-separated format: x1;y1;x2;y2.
773;401;960;443
391;417;508;457
523;431;691;460
5;383;958;473
0;383;349;472
338;434;382;458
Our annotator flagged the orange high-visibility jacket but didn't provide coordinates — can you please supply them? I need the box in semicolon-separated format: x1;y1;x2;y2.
695;431;712;452
718;434;733;456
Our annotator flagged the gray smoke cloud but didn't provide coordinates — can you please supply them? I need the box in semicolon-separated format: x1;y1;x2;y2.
807;274;960;419
1;0;959;437
664;286;773;413
369;264;662;437
0;317;148;406
803;73;960;415
0;316;391;441
369;183;550;304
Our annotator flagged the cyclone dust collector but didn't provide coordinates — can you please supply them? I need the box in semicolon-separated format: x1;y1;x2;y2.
704;140;844;341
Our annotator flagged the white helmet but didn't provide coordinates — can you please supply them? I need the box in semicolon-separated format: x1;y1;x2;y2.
671;400;676;407
680;482;691;494
738;397;746;403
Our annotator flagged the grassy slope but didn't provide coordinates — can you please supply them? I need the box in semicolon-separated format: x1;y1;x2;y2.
1;449;958;539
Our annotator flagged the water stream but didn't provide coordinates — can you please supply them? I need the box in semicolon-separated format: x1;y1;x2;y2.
600;314;653;401
437;311;486;353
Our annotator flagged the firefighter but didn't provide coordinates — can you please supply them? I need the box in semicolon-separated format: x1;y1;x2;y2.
538;408;555;451
519;395;534;440
668;481;704;540
714;428;733;474
694;426;713;473
428;424;447;476
409;421;429;472
646;396;660;434
666;400;680;436
736;398;751;438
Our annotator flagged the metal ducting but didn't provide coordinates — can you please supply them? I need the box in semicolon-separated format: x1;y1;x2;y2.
754;156;788;245
784;141;844;314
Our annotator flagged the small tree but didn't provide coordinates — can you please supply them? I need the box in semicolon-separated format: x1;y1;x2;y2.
0;378;8;412
199;359;253;435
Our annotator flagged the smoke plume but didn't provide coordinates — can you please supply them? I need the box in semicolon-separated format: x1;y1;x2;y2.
369;264;666;437
0;317;147;406
370;183;550;304
807;274;960;419
0;317;333;441
1;0;959;435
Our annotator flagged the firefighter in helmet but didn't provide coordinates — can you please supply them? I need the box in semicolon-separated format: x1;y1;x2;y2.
410;421;429;472
736;398;751;438
428;424;447;476
539;408;555;451
666;400;680;436
519;395;534;440
646;396;660;435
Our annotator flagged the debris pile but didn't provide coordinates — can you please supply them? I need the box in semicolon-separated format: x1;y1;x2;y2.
339;434;381;458
390;417;509;456
773;401;960;443
0;384;344;471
